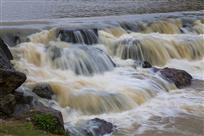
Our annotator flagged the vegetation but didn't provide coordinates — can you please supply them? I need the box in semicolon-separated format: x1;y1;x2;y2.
32;113;66;135
0;120;66;136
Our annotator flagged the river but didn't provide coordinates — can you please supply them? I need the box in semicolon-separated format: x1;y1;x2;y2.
0;1;204;136
1;0;204;21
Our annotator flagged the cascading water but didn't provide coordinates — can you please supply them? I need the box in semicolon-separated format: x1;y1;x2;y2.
7;16;204;136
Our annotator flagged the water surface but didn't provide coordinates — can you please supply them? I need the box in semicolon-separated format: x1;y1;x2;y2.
1;0;204;21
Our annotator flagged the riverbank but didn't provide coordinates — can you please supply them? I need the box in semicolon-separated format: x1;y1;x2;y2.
0;119;65;136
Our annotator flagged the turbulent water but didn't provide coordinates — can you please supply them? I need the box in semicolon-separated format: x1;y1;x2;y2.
1;11;204;136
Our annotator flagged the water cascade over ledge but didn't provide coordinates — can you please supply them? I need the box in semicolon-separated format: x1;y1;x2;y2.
3;13;204;136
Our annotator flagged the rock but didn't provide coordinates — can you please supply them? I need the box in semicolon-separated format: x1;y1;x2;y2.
30;105;65;135
32;83;54;99
142;61;152;68
0;38;13;60
0;39;14;70
0;38;27;117
1;34;21;47
159;67;192;88
14;91;33;105
0;38;26;95
0;69;27;95
12;91;33;118
59;29;98;45
13;104;31;118
0;94;16;116
84;118;116;136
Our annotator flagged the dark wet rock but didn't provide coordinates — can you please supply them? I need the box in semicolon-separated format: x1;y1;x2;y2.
0;38;13;60
1;34;21;47
0;38;27;117
13;104;31;118
0;39;14;70
84;118;116;136
142;61;152;68
59;29;98;45
0;94;16;116
0;69;27;95
12;90;34;118
32;83;54;99
14;91;33;105
0;38;26;95
159;67;192;88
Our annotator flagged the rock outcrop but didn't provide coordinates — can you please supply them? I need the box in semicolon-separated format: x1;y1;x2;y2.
0;37;67;135
0;38;26;116
32;83;54;99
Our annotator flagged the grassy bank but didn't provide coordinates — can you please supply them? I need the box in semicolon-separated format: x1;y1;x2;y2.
0;120;66;136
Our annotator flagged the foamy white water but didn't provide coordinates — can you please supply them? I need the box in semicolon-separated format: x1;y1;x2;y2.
5;13;204;136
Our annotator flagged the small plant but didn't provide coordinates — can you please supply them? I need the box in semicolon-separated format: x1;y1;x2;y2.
32;113;65;135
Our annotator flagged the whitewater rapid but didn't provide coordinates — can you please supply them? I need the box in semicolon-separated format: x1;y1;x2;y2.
3;13;204;136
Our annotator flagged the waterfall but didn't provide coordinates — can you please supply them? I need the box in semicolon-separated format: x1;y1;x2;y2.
58;29;98;45
111;33;204;65
8;16;204;136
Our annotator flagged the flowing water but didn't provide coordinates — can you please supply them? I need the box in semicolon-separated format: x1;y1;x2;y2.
1;0;204;21
0;6;204;136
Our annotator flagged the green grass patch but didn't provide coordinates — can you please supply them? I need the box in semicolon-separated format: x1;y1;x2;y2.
32;113;65;135
0;120;66;136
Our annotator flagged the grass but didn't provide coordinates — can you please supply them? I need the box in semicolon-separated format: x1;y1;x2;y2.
32;113;65;135
0;120;66;136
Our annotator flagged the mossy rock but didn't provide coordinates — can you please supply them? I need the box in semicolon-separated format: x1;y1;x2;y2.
32;113;65;135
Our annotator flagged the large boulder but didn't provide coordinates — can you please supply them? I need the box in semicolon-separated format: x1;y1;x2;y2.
32;83;54;99
0;38;14;70
0;37;27;116
159;67;192;88
84;118;116;136
0;38;13;60
0;38;26;95
0;94;16;116
0;69;27;95
30;105;65;135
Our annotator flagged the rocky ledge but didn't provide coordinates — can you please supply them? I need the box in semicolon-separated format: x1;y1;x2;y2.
0;38;66;135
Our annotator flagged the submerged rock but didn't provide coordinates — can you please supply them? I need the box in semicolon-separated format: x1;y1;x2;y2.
84;118;116;136
49;45;115;75
159;67;192;88
59;29;98;45
32;83;54;99
142;61;152;68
